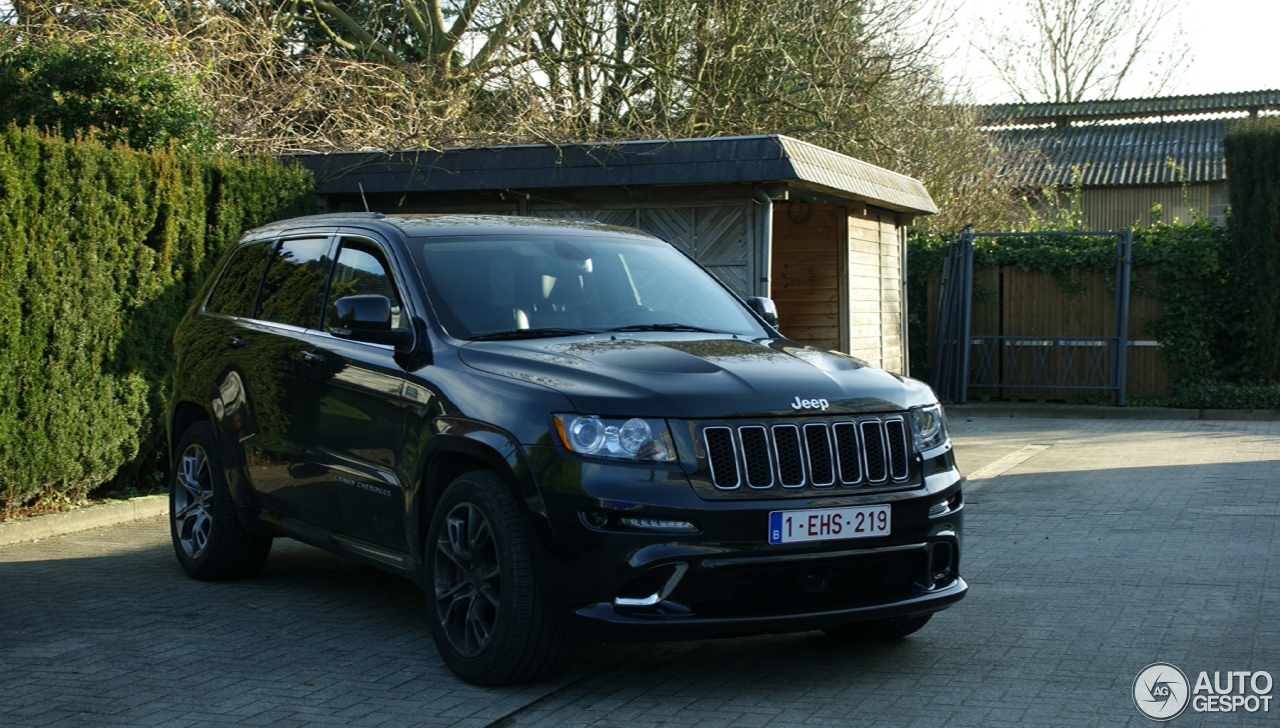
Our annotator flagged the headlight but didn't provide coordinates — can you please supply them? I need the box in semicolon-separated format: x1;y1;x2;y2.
910;403;949;454
553;414;677;462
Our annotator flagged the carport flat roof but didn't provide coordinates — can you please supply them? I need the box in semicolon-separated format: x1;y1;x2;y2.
285;135;938;215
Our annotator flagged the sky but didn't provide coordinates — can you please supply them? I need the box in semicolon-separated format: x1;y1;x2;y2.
939;0;1280;103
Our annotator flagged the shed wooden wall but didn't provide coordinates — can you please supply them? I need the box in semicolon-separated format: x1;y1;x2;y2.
771;204;843;352
771;202;904;374
851;206;904;374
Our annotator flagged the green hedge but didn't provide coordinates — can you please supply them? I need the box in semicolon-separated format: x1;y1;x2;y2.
0;126;315;515
1224;117;1280;382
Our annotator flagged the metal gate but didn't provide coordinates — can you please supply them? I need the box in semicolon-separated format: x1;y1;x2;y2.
929;228;1134;405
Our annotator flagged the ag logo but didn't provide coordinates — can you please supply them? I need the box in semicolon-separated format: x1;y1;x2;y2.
1134;662;1190;721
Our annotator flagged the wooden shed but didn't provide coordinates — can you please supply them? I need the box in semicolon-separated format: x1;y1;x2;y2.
289;135;937;375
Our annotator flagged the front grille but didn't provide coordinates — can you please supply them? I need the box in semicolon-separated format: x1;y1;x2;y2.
688;552;921;617
703;416;911;491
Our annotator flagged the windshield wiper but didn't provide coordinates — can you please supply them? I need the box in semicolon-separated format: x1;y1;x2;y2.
468;327;601;341
606;323;729;334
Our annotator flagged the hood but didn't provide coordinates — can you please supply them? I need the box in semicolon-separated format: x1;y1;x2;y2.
457;334;937;418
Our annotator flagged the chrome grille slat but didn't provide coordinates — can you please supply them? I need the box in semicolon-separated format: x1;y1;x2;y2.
738;426;774;488
699;415;912;492
771;424;805;487
860;420;889;484
832;422;862;485
884;418;910;481
802;423;835;486
704;426;740;489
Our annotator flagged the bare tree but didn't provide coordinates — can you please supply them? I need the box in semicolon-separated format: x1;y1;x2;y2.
975;0;1191;103
3;0;1028;229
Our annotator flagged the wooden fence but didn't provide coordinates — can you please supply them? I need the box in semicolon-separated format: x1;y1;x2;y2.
926;267;1170;399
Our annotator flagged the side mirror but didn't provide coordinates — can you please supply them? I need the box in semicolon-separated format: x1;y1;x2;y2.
747;296;779;328
330;295;411;347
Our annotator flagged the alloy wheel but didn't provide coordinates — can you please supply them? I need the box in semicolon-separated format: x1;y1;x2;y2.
433;502;502;657
173;443;215;559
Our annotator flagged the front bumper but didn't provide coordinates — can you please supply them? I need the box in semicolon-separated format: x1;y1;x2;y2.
574;576;968;641
523;444;966;641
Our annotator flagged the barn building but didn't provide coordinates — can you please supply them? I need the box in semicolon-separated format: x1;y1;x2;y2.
983;89;1280;229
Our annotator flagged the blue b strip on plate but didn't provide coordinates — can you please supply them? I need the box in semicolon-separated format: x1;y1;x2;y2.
768;511;783;544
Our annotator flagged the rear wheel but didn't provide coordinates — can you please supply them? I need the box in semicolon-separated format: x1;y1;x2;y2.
822;614;933;641
170;421;272;580
426;470;568;685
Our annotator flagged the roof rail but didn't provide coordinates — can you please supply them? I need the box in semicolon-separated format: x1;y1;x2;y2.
283;212;387;222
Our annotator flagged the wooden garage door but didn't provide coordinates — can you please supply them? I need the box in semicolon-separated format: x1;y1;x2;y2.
529;204;754;297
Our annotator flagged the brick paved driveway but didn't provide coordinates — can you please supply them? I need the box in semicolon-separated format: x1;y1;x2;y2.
2;417;1277;727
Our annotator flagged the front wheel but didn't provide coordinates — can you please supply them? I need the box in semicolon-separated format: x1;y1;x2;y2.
169;421;272;580
425;470;568;685
822;614;933;641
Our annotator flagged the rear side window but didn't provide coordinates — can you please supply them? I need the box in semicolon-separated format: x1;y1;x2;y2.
256;238;333;328
205;242;273;317
327;239;405;330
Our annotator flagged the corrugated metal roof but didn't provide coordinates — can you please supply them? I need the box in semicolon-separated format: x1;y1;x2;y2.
776;137;937;213
991;119;1226;186
286;135;938;215
983;89;1280;125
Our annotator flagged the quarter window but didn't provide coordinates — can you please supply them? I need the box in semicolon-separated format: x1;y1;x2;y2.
256;238;333;328
205;242;273;318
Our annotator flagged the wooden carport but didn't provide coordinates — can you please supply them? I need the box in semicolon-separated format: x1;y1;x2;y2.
289;135;937;375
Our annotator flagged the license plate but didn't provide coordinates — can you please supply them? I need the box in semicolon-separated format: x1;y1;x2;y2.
768;505;891;544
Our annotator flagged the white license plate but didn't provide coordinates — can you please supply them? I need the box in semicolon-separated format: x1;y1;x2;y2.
768;505;891;544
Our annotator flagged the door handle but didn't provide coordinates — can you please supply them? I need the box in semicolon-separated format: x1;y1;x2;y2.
228;335;247;349
300;350;326;365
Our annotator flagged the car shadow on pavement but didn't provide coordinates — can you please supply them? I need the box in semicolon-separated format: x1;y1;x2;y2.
0;528;956;728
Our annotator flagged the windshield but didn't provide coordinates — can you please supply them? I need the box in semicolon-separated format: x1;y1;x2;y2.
408;234;769;340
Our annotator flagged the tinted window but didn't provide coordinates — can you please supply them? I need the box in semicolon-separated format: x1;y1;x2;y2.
327;239;405;330
409;235;766;339
256;238;332;328
205;242;273;317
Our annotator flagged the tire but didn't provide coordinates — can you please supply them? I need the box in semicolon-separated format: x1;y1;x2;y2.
425;470;569;686
822;614;933;641
169;421;272;581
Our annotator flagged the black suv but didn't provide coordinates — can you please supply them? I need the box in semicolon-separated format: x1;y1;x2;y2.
167;213;966;685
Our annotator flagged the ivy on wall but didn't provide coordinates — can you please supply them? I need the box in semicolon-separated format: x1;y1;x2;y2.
905;218;1280;409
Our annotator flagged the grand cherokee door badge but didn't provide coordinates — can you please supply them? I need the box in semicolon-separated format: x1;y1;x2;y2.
336;475;392;497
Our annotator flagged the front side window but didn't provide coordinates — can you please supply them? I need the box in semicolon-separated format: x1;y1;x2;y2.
408;235;767;340
205;242;273;318
256;238;332;328
326;239;405;331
